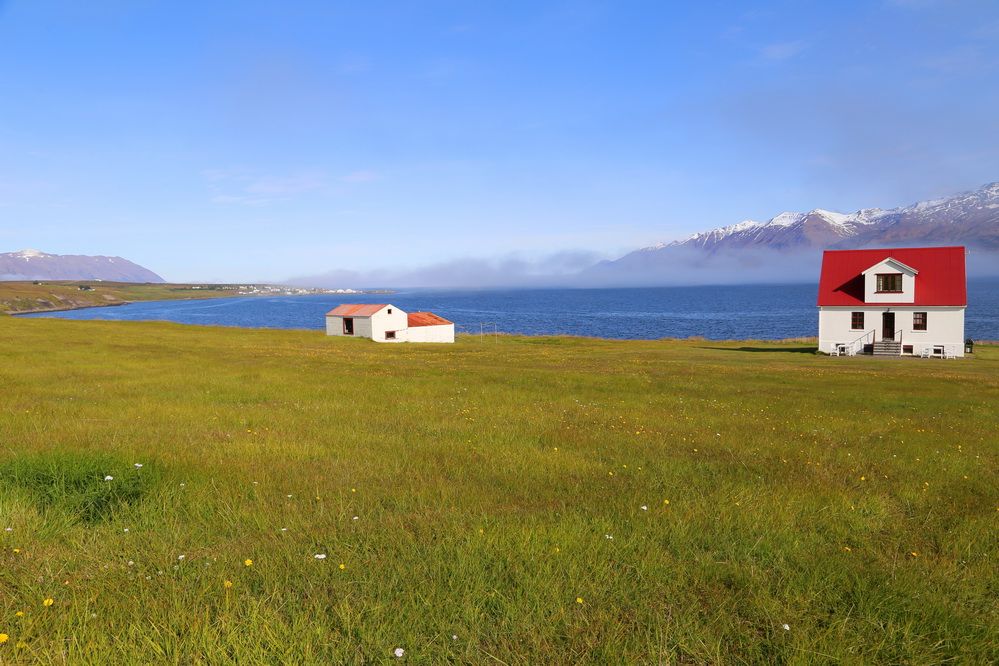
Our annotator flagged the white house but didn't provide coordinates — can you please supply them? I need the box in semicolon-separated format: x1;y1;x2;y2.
817;246;967;357
325;304;454;343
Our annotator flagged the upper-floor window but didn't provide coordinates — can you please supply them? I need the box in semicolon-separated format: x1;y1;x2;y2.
876;273;903;293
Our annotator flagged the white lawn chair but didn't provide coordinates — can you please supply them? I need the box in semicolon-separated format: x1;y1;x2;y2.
830;343;843;356
944;345;957;360
919;346;931;358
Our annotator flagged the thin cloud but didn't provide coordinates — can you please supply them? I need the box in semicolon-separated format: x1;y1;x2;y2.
204;169;330;205
760;40;807;61
340;170;380;184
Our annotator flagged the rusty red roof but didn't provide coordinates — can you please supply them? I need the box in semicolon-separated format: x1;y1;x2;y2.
817;247;966;307
407;312;452;327
326;304;389;317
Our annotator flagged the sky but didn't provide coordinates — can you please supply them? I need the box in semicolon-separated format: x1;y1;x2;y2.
1;0;998;283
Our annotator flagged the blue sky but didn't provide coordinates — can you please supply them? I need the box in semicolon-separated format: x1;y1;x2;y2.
1;0;997;282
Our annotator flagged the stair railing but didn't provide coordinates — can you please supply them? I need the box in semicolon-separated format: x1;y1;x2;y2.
848;329;875;354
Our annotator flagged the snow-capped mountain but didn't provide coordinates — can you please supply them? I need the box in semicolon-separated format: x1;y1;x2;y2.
582;182;999;285
644;181;999;253
0;249;164;282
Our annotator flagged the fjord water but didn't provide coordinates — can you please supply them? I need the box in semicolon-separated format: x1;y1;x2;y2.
23;280;999;340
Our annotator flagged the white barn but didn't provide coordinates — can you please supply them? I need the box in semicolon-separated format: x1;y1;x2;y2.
817;246;967;357
325;304;454;343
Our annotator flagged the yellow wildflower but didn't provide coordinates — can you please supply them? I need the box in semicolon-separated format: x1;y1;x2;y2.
15;611;24;617
224;580;233;589
0;633;8;644
42;598;53;607
575;597;584;605
338;563;346;570
244;559;253;567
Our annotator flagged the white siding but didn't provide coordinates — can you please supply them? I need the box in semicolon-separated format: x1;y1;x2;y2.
862;259;917;304
406;324;455;343
369;307;408;343
818;306;965;356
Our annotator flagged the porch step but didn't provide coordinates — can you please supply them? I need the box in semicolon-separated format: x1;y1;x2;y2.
873;340;902;356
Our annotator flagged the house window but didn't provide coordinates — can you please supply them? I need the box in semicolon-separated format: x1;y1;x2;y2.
343;318;354;335
385;330;396;340
876;273;903;293
387;308;392;314
851;312;865;330
913;312;927;330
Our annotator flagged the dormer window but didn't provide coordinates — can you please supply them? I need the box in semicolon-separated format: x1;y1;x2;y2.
876;274;903;293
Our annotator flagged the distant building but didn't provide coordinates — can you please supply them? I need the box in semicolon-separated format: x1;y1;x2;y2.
817;246;966;357
325;304;454;343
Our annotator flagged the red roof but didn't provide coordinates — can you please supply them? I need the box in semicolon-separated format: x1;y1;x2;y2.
817;247;966;307
407;312;452;327
326;304;388;317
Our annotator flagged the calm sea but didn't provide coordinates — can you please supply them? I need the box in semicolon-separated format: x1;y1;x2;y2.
21;280;999;341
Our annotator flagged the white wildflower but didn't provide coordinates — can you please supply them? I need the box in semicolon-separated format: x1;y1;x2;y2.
314;553;327;560
640;505;648;511
393;648;405;658
782;623;790;631
134;463;143;468
104;475;114;481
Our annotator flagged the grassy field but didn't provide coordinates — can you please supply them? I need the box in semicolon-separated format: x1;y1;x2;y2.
0;281;246;314
0;317;996;664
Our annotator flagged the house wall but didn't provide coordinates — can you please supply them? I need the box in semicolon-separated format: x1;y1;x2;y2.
406;324;455;343
368;307;408;343
863;259;916;304
818;306;965;356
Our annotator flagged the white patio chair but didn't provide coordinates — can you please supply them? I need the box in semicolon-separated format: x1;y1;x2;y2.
919;346;931;358
944;345;957;360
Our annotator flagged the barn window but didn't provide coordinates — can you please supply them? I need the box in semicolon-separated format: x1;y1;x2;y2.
876;274;903;293
387;308;393;314
913;312;927;330
385;331;396;340
851;312;865;330
343;318;354;335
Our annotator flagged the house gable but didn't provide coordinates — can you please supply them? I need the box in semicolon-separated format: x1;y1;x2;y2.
861;257;918;304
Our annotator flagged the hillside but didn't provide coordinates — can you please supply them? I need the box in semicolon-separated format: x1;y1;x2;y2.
0;249;164;283
0;281;245;314
0;317;995;663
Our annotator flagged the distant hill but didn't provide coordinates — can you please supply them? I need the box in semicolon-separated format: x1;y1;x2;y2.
0;249;164;283
585;182;999;284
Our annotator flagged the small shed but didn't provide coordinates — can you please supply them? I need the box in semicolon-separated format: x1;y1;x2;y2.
406;312;455;343
325;304;407;343
324;304;455;343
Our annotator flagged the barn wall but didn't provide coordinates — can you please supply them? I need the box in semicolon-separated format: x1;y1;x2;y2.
407;324;455;343
369;307;408;343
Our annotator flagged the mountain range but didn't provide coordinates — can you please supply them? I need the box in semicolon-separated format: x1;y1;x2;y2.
0;249;164;283
585;181;999;284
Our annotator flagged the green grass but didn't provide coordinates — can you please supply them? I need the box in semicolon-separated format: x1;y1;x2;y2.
0;317;996;663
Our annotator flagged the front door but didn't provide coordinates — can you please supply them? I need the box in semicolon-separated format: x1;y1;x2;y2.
881;312;895;340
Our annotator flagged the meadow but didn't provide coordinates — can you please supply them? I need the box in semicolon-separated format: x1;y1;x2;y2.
0;316;996;664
